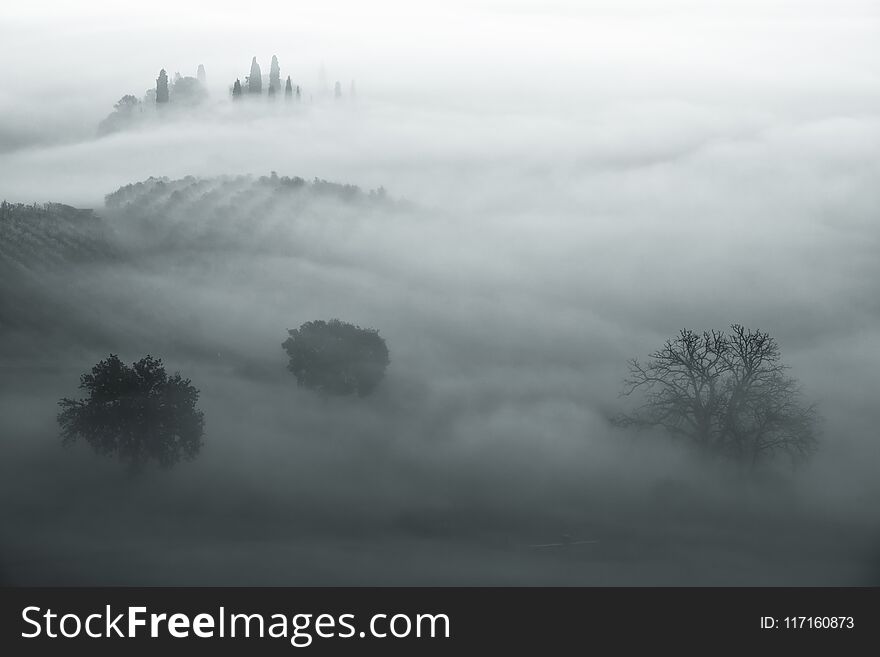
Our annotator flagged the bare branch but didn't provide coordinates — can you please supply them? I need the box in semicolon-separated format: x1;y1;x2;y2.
612;326;819;467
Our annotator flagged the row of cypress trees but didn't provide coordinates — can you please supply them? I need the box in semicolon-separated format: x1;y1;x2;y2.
231;55;301;100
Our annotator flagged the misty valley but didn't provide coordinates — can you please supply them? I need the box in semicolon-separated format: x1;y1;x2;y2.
1;6;879;586
1;171;877;585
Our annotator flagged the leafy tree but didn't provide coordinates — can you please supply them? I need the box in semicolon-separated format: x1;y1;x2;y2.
156;69;169;104
615;325;819;467
170;76;207;105
232;78;242;98
96;95;142;135
249;57;262;94
283;319;390;397
285;76;293;99
58;355;204;472
114;95;140;111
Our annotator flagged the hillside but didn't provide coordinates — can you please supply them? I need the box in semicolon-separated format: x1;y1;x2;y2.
0;201;115;269
103;173;399;253
0;202;120;350
0;174;402;358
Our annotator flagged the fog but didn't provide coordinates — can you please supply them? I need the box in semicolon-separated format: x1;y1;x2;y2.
0;0;878;585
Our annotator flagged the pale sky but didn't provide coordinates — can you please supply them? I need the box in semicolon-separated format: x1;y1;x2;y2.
2;0;877;108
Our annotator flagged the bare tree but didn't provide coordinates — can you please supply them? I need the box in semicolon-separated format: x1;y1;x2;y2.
615;325;818;467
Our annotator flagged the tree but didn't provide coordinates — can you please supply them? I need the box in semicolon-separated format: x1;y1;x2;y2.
615;325;818;467
197;64;206;84
232;78;242;99
285;76;293;99
114;95;140;111
58;355;204;472
170;76;207;105
156;69;169;104
96;95;142;135
270;55;281;91
295;85;301;101
282;319;390;397
249;57;262;94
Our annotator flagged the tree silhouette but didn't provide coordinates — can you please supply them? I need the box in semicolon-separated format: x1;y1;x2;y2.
114;95;140;111
197;64;206;84
97;95;142;135
270;55;281;91
285;76;293;99
232;78;242;98
249;57;262;94
156;69;169;104
283;320;390;397
615;325;819;467
170;76;207;105
58;355;204;473
295;85;301;101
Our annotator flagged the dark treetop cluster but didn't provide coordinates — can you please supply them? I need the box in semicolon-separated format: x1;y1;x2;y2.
283;319;390;397
57;355;205;473
53;317;389;471
99;54;355;135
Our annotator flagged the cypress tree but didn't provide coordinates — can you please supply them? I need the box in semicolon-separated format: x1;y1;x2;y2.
156;69;169;104
270;55;281;91
249;57;262;94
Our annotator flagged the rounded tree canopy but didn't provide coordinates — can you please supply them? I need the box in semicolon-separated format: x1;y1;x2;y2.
57;354;204;472
282;319;390;397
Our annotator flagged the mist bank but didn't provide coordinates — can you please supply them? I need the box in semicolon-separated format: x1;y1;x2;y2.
1;168;878;584
1;0;879;584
